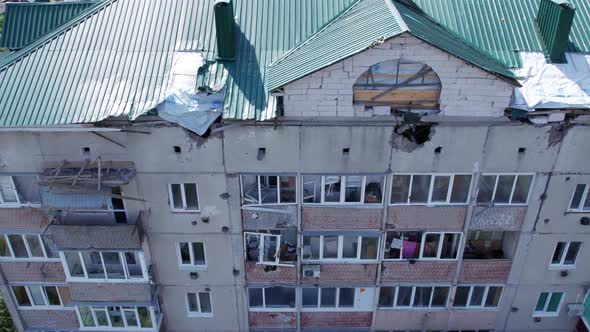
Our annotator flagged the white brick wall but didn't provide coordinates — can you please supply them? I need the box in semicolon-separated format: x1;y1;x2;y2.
282;33;514;118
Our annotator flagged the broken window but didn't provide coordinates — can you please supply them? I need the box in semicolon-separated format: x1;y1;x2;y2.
111;186;127;223
302;287;356;309
390;174;472;205
11;285;66;307
178;242;206;267
302;175;385;204
302;233;380;261
453;285;503;308
353;59;441;113
384;231;422;260
187;291;212;316
77;305;156;328
463;231;507;259
378;286;450;308
569;184;590;211
245;230;297;265
384;231;461;260
241;175;296;205
0;176;19;206
0;234;56;260
550;241;581;267
169;183;200;211
63;250;147;280
476;174;533;205
248;287;296;309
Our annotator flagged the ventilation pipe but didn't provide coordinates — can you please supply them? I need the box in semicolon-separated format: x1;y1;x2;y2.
536;0;576;63
214;0;235;61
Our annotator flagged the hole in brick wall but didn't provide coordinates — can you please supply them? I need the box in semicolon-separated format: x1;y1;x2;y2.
396;124;433;145
257;148;266;160
173;146;182;153
342;148;350;156
518;147;526;153
82;147;91;154
434;146;442;154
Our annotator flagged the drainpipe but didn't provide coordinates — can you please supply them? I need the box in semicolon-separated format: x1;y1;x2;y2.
214;0;236;61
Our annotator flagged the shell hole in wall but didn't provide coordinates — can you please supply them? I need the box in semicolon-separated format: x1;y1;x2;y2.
342;148;350;156
82;147;91;155
173;146;182;154
434;146;442;154
518;147;526;153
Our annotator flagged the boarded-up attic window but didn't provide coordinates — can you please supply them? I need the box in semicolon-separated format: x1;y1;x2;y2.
353;59;441;113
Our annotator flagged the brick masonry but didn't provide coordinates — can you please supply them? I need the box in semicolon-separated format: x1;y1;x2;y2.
0;261;65;282
242;205;298;229
302;207;382;229
245;262;297;283
0;208;50;231
248;312;296;329
301;264;378;284
69;282;152;302
387;206;466;230
20;309;79;329
283;34;514;118
470;206;526;230
381;261;457;282
459;259;512;283
46;224;142;249
301;312;372;328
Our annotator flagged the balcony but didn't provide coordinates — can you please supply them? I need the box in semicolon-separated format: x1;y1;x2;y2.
249;312;296;329
470;206;526;230
242;205;298;229
381;261;457;282
20;310;79;330
301;312;372;329
301;263;378;284
245;262;297;283
302;206;382;229
1;261;65;282
459;259;512;283
69;282;153;302
387;206;466;230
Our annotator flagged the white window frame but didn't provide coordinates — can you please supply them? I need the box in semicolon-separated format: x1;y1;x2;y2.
452;285;503;309
418;232;463;261
60;251;148;282
247;287;297;312
567;184;590;212
476;173;535;206
185;291;213;318
533;291;565;317
244;232;282;266
168;183;200;212
389;174;473;206
176;242;207;270
75;305;157;331
0;176;20;207
302;234;381;262
11;285;65;309
378;285;450;309
240;175;297;205
549;241;582;269
0;234;59;262
303;175;385;205
301;287;358;312
383;231;422;261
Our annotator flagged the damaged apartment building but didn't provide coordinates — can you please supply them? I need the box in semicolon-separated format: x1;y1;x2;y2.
0;0;589;331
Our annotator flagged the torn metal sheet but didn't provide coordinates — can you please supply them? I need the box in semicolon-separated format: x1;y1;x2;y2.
511;52;590;111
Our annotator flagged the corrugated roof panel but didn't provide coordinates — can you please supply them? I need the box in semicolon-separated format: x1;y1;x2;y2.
0;2;96;50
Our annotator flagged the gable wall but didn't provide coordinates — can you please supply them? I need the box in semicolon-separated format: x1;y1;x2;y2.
282;33;514;118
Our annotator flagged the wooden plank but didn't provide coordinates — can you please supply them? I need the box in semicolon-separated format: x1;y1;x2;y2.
353;90;439;103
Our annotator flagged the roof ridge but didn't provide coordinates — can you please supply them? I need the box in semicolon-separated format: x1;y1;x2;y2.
267;0;364;71
5;1;96;7
0;0;115;71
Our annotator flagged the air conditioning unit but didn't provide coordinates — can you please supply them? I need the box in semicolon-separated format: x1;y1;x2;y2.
303;265;320;278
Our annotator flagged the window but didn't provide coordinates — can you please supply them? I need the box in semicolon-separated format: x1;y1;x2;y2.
550;241;581;267
241;175;296;205
453;286;503;308
0;176;19;206
77;305;155;329
476;174;533;205
186;292;212;317
568;184;590;211
302;234;380;261
169;183;199;211
62;251;146;281
302;287;356;310
248;287;296;310
390;174;472;205
177;242;206;268
111;187;127;223
533;292;564;317
302;175;385;204
383;232;462;260
244;230;297;266
463;231;507;260
12;285;65;308
0;234;58;260
378;286;450;308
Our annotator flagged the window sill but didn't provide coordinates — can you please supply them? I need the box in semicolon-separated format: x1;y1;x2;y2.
302;203;384;208
301;260;379;264
79;327;158;332
565;210;590;214
301;308;372;312
376;307;448;311
178;265;208;272
66;278;149;283
382;259;458;262
170;209;201;214
451;307;500;311
532;312;560;318
548;265;576;271
0;258;62;263
248;308;296;312
388;203;468;207
187;312;214;318
18;306;74;311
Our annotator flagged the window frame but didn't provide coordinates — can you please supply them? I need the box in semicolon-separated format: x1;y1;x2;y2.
452;285;503;309
186;291;213;318
0;234;59;262
244;232;282;266
176;242;207;270
377;285;451;309
0;176;20;207
549;241;582;269
389;173;473;206
247;287;297;312
301;287;358;311
60;250;148;282
240;174;298;206
533;291;565;317
168;183;200;212
302;234;381;262
567;184;590;212
302;175;386;205
418;232;463;260
11;285;65;309
476;173;535;206
75;305;157;331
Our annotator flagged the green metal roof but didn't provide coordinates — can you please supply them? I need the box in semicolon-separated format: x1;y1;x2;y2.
412;0;590;68
0;2;95;50
267;0;517;92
